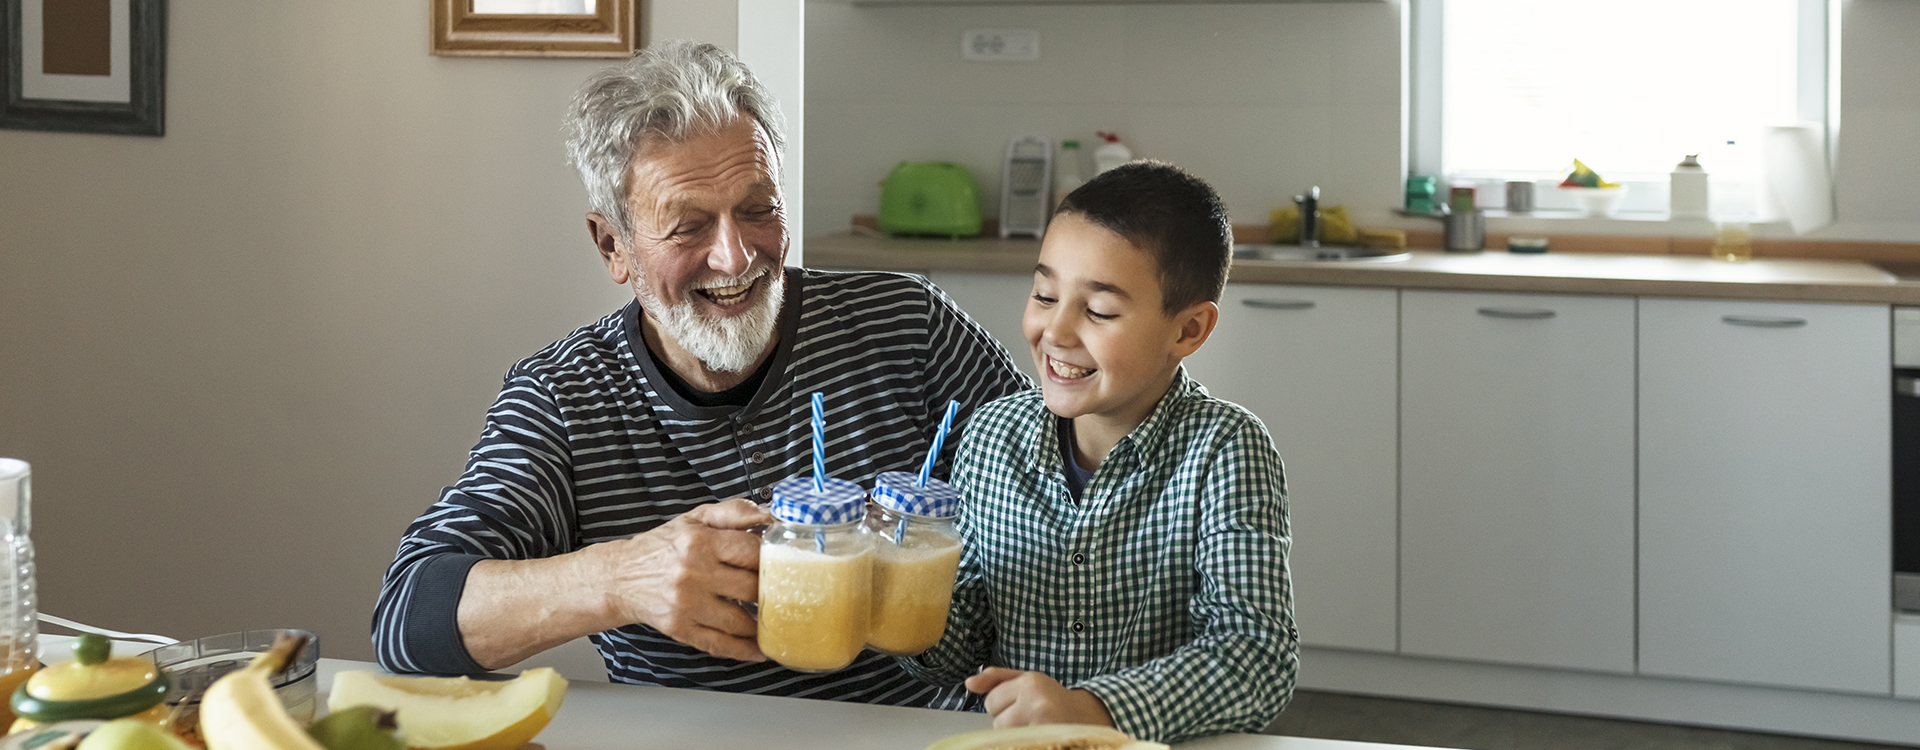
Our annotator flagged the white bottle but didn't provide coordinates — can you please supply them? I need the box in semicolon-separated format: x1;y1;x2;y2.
1670;154;1710;220
1092;131;1132;175
1054;139;1084;210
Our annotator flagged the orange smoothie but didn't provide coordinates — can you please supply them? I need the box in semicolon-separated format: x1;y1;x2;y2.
758;542;872;672
867;534;962;656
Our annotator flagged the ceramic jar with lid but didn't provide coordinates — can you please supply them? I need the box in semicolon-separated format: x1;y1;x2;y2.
10;633;173;733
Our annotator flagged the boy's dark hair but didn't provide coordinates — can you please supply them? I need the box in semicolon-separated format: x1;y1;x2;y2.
1054;160;1231;316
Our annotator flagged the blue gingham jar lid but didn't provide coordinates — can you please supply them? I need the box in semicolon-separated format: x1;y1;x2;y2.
770;476;867;525
870;471;962;519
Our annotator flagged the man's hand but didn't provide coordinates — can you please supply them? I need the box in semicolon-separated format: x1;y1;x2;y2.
965;668;1114;729
594;498;773;661
457;497;774;670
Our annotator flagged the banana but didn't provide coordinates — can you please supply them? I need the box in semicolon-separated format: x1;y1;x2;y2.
198;634;326;750
306;706;404;750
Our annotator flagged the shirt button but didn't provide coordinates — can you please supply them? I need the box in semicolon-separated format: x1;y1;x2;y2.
739;423;753;435
1070;621;1087;634
751;451;766;464
758;487;772;499
1070;552;1087;566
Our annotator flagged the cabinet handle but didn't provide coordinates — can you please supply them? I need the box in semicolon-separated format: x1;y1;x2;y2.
1721;315;1807;328
1242;299;1316;311
1476;307;1556;320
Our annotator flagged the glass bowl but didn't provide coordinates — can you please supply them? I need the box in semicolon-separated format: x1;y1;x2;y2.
149;629;319;740
1561;185;1628;217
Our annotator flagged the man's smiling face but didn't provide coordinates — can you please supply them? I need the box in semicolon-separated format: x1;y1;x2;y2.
603;117;790;375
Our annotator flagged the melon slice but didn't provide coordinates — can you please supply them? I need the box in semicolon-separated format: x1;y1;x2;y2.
327;669;566;750
924;724;1169;750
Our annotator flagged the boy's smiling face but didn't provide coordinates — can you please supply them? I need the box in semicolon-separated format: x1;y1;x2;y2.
1024;213;1213;428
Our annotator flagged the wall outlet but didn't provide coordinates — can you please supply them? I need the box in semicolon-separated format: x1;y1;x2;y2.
962;29;1040;62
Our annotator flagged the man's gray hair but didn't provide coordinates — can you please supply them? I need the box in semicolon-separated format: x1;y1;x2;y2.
565;40;787;240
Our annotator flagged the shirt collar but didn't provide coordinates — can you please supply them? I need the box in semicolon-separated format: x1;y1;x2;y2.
1019;366;1202;474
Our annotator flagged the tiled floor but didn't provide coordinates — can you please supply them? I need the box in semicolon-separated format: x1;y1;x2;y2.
1265;690;1913;750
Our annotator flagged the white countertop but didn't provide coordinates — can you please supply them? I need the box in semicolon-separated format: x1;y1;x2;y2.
44;635;1441;750
313;659;1434;750
807;232;1920;304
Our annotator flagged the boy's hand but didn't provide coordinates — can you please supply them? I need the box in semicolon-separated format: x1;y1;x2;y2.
965;668;1114;729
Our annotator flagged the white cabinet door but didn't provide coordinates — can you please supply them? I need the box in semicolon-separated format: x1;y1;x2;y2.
1639;298;1890;693
1399;290;1636;673
1184;284;1399;653
926;271;1038;381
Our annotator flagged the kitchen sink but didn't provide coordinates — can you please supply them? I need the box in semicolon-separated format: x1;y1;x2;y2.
1233;244;1411;263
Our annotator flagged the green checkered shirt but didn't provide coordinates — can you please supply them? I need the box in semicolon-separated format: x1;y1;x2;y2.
907;369;1299;744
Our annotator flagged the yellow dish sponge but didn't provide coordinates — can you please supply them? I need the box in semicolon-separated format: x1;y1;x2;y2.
1270;205;1358;245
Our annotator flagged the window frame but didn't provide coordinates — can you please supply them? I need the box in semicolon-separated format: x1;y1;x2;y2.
1406;0;1839;221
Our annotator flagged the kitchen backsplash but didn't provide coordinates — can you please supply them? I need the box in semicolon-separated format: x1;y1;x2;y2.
806;0;1920;247
803;1;1404;239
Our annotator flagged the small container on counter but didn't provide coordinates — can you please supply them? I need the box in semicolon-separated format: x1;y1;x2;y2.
10;634;171;734
1092;132;1132;175
1505;181;1536;213
1508;236;1550;254
864;472;964;657
1405;175;1438;214
758;477;873;673
1711;222;1752;263
1670;155;1710;220
1444;209;1485;253
1449;185;1478;215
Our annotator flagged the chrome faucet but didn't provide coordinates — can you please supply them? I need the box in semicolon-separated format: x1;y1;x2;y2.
1294;186;1321;248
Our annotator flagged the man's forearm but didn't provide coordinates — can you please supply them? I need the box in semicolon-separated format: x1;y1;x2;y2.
458;548;619;670
453;500;772;670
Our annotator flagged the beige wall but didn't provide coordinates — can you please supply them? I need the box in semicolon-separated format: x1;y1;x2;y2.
0;0;740;663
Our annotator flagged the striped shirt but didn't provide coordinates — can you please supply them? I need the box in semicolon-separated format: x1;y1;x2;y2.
906;370;1300;743
372;268;1031;703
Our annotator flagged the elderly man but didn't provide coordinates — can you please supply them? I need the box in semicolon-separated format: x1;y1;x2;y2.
371;41;1029;704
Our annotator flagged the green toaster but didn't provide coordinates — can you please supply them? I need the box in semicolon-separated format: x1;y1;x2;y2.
878;162;983;238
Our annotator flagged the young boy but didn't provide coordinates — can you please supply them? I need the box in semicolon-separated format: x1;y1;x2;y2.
906;161;1298;744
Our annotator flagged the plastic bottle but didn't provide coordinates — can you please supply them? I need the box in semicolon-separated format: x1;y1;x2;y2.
1054;140;1084;210
0;459;39;728
1092;132;1132;175
1670;154;1710;220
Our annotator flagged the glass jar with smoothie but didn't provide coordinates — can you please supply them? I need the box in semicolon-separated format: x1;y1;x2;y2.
758;476;873;673
864;471;963;656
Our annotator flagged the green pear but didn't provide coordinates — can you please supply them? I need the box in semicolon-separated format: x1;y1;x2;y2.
306;706;405;750
75;720;193;750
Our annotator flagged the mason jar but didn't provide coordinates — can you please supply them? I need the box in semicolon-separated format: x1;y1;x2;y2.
863;471;964;656
758;476;872;673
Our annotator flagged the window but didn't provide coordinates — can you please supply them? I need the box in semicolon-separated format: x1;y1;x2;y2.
1410;0;1836;220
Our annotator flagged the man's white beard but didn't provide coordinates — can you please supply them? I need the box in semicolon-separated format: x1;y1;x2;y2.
638;267;785;373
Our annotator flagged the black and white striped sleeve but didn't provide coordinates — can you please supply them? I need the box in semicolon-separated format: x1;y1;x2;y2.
372;366;581;675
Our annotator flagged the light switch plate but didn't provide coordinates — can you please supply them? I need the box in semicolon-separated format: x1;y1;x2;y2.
962;29;1039;62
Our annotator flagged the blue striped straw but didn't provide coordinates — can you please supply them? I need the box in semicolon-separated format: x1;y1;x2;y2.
810;392;828;493
917;400;962;487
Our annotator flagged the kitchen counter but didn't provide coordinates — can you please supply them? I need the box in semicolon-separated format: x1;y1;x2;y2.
309;658;1414;750
45;635;1422;750
808;232;1920;305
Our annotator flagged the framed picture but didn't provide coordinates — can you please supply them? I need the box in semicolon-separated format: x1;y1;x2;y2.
432;0;638;58
1;0;164;135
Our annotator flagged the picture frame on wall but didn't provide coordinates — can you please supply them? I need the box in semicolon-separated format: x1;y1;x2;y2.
432;0;638;58
1;0;165;136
